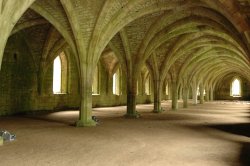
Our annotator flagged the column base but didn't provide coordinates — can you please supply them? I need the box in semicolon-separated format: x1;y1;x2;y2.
152;108;165;113
76;119;96;127
0;136;3;146
171;107;178;111
183;104;188;108
125;111;140;118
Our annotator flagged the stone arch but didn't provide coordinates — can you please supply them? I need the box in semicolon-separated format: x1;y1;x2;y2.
41;51;68;95
0;0;37;69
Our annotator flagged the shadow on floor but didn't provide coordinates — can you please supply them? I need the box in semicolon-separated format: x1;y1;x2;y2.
208;123;250;137
23;115;76;126
207;123;250;166
239;143;250;166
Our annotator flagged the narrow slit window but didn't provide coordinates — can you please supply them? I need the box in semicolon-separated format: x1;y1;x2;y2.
53;56;62;94
166;83;169;95
197;87;200;96
113;68;120;95
113;73;117;94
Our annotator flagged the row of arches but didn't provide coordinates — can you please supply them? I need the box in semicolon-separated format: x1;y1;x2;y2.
52;53;242;99
52;54;152;96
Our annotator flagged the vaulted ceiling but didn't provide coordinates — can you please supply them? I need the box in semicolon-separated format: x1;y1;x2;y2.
8;0;250;87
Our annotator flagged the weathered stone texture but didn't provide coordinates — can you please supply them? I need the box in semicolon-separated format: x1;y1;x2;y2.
1;0;250;118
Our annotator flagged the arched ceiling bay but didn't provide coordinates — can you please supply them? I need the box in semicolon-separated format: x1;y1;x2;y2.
6;0;250;89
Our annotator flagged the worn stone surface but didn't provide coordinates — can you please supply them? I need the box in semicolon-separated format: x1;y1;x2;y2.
0;0;250;122
0;101;249;165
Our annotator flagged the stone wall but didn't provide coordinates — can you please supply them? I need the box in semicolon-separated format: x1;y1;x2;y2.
0;34;153;116
215;76;250;100
0;34;81;115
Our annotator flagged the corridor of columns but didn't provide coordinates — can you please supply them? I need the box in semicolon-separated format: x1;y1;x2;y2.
1;101;250;165
1;0;250;165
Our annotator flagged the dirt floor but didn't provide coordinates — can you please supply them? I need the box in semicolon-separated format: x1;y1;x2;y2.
0;100;250;166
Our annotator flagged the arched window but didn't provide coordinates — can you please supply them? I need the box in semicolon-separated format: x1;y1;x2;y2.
145;75;151;95
197;87;200;96
92;66;99;95
53;56;61;94
53;52;68;94
113;68;120;95
165;83;169;95
197;87;205;96
231;78;241;97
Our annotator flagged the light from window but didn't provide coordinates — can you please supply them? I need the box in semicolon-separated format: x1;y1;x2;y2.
145;76;151;95
197;87;205;96
166;83;169;95
113;69;121;95
113;73;116;94
113;72;120;95
53;56;61;94
232;79;240;97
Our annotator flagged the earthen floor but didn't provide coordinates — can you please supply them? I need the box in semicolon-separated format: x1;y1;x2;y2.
0;101;250;166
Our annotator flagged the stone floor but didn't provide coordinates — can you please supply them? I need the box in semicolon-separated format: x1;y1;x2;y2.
0;100;250;166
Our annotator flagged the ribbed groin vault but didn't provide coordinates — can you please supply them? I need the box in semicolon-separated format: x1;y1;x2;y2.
1;0;250;126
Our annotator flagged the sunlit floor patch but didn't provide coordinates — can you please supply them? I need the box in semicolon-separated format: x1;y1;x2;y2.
0;101;249;166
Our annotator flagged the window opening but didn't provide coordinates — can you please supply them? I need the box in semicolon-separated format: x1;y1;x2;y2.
53;56;61;93
113;69;120;95
231;79;241;97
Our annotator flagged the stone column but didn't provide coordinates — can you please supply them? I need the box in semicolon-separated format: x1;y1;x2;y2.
125;72;139;118
172;81;178;110
205;87;209;102
0;32;9;70
192;84;198;105
179;86;183;100
199;84;204;104
121;70;127;96
76;68;96;127
183;86;189;108
210;87;214;101
153;79;163;113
